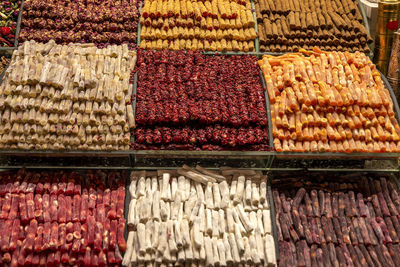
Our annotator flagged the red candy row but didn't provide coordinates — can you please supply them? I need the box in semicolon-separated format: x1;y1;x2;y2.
1;190;124;225
0;170;127;267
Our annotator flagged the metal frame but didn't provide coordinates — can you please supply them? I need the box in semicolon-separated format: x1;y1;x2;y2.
266;174;280;261
0;150;132;157
251;0;260;53
259;69;275;149
123;170;131;242
132;150;275;161
269;167;400;173
0;154;134;169
136;6;142;47
14;0;24;47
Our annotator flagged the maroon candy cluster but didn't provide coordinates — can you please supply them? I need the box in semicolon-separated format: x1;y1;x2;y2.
274;175;400;267
20;0;138;47
133;50;270;151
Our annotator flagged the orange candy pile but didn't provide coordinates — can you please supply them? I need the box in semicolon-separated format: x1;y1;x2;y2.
259;48;400;153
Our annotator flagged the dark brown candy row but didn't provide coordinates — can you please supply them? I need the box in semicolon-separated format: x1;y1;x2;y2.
273;175;400;267
255;0;372;53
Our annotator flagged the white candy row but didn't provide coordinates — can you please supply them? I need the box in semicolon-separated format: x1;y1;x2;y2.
123;169;277;266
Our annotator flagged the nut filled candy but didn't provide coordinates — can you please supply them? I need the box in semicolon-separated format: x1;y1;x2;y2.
259;48;400;153
139;0;257;51
0;40;136;151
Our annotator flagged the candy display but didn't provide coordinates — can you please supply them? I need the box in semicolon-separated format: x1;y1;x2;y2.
0;0;19;47
19;0;139;47
139;0;257;51
0;169;126;266
0;40;137;151
259;49;400;153
123;166;276;266
0;0;399;265
272;173;400;267
255;0;372;53
133;50;270;151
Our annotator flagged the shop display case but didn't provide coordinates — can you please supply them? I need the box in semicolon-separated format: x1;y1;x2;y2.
0;0;398;266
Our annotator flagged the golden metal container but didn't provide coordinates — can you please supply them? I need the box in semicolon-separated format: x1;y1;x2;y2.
388;30;400;100
373;0;400;75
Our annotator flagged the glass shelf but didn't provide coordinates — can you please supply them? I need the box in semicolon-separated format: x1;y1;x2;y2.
0;154;132;169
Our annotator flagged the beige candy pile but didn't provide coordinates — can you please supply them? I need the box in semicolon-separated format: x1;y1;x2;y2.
0;40;136;151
